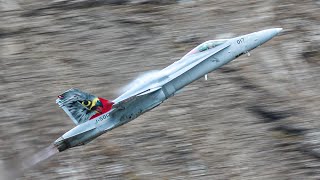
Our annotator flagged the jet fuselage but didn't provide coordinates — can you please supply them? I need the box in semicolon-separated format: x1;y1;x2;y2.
54;28;282;152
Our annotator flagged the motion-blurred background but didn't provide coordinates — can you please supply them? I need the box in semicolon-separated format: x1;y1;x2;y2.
1;0;320;179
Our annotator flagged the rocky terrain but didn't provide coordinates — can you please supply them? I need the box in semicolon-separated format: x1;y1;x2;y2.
0;0;320;179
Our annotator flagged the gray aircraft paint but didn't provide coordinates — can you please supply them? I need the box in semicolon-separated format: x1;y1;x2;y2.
54;28;282;152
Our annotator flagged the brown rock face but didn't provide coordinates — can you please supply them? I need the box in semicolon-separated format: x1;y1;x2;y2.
0;0;320;179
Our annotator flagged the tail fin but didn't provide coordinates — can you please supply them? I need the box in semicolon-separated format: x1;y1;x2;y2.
56;89;113;125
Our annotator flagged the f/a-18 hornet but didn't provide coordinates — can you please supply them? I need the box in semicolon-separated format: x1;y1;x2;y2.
54;28;282;152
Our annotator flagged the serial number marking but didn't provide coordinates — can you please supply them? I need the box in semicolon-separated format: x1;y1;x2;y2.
95;114;109;123
237;38;245;44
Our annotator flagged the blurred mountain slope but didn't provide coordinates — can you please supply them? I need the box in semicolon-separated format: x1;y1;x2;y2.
1;0;320;179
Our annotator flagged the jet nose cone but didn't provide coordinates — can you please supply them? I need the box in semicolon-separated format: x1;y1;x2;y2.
254;28;283;45
274;28;283;34
262;28;283;36
266;28;283;36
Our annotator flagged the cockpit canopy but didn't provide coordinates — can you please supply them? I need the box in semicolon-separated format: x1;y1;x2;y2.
184;39;228;57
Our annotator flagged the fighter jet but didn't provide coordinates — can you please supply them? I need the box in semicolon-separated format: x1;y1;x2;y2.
54;28;282;152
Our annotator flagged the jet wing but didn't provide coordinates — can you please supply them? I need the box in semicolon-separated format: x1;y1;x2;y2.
109;42;230;114
111;86;161;110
